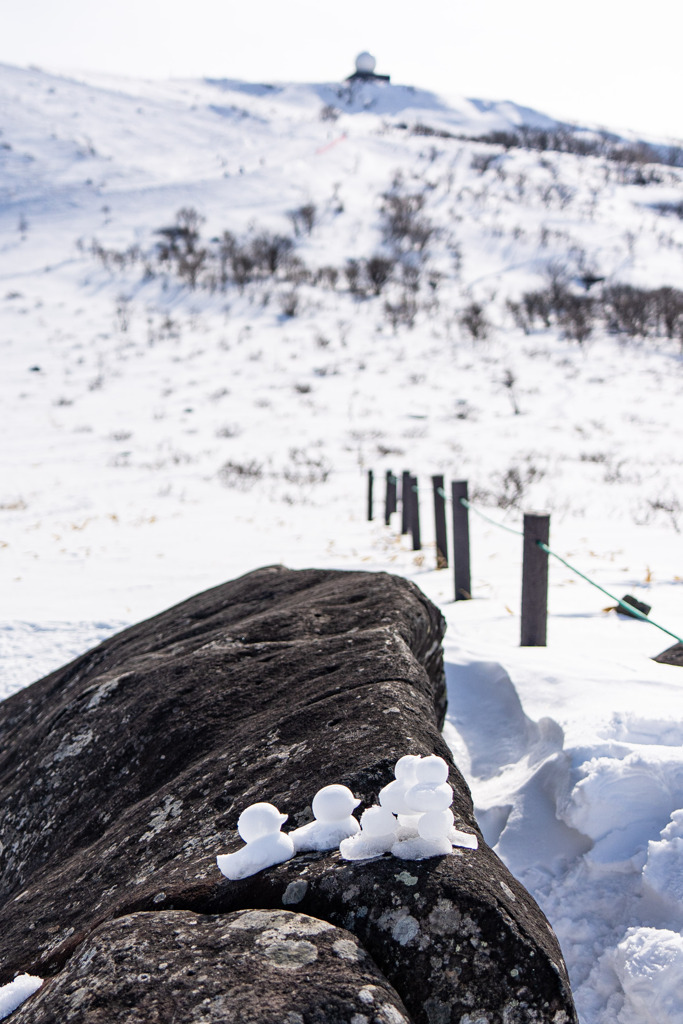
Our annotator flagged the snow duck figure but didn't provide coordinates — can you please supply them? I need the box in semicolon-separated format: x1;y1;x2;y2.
216;802;294;880
291;784;361;852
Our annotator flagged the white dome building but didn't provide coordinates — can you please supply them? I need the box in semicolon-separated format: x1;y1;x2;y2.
355;52;377;75
347;52;390;83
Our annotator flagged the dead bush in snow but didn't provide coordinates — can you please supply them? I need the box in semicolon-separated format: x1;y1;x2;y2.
287;203;317;237
459;301;491;341
384;292;418;331
489;462;546;510
365;255;395;295
278;288;300;317
282;447;331;487
218;459;264;490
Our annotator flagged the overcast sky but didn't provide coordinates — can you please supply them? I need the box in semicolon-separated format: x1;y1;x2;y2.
3;0;683;141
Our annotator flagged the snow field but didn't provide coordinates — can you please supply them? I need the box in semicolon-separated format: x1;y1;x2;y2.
1;63;683;1024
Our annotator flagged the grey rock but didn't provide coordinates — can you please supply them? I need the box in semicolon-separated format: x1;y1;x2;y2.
15;909;411;1024
0;565;577;1023
653;642;683;666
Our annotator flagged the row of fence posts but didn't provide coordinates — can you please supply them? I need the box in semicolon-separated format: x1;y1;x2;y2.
367;468;550;647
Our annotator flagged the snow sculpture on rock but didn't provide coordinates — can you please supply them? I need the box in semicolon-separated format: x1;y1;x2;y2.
290;784;361;852
391;754;479;859
405;754;453;812
379;753;423;833
216;802;294;880
339;805;398;860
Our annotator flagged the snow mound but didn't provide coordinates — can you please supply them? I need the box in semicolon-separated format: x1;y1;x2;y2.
444;635;683;1024
0;974;42;1020
603;928;683;1024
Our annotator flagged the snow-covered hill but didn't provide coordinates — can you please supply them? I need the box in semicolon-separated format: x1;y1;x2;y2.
2;64;683;1024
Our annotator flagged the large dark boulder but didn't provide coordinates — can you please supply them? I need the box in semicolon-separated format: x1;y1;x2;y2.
15;909;412;1024
0;565;577;1023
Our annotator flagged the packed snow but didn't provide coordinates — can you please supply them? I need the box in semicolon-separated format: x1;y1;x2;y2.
0;975;42;1020
2;61;683;1023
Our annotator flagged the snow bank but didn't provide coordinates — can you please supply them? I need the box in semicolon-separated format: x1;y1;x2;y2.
443;635;683;1024
0;975;42;1020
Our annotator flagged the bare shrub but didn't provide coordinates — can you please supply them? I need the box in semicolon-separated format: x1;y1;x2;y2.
653;287;683;339
156;207;208;289
281;253;311;285
345;258;364;297
114;295;131;333
315;265;339;289
380;184;434;253
605;285;654;337
646;494;682;532
288;203;317;236
501;368;521;415
557;293;595;344
470;151;498;174
384;293;418;330
279;289;300;317
490;463;545;510
652;200;683;219
218;459;264;489
365;255;395;295
459;301;491;341
250;231;294;275
282;447;331;486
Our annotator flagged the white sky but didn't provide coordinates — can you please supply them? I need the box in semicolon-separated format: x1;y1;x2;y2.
3;0;683;141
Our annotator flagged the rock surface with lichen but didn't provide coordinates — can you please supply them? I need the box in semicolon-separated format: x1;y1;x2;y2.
0;565;577;1023
14;909;412;1024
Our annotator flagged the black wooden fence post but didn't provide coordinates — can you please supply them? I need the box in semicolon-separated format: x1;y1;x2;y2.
521;513;550;646
384;470;397;526
401;470;412;535
367;469;374;521
409;475;421;550
432;475;448;569
451;480;471;600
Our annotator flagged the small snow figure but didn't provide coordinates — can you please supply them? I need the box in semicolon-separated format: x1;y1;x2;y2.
392;755;455;861
339;805;398;861
290;784;361;852
216;802;294;880
404;754;453;813
388;755;479;857
379;754;423;833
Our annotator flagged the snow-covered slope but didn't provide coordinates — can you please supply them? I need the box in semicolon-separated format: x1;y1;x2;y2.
1;64;683;1024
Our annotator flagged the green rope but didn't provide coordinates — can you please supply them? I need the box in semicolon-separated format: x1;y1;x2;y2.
537;541;683;646
458;496;524;537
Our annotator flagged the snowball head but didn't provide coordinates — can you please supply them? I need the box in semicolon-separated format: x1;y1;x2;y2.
360;805;397;837
418;809;455;842
405;781;453;812
415;754;449;785
312;784;360;823
237;802;288;842
355;51;377;74
394;754;422;782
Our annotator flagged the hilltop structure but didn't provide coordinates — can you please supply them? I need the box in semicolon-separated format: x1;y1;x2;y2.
346;52;390;83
